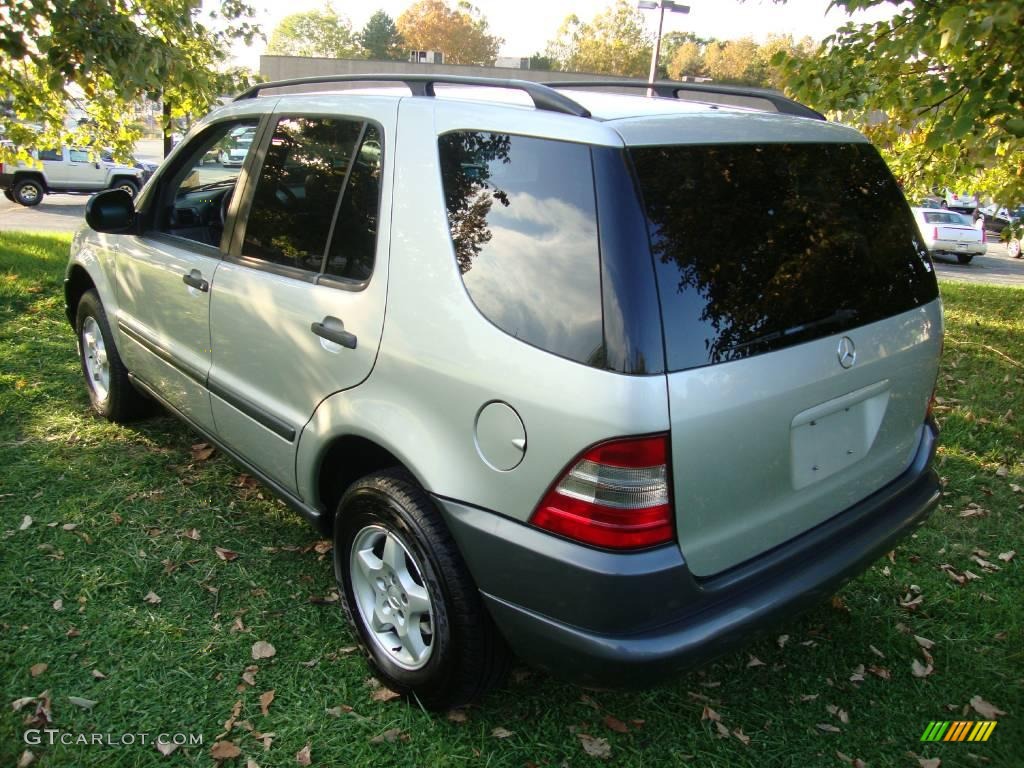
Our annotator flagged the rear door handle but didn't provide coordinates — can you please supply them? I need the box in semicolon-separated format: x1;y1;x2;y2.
182;270;209;292
311;316;357;349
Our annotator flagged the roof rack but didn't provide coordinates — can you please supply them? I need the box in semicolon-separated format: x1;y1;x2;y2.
544;79;825;120
234;74;592;118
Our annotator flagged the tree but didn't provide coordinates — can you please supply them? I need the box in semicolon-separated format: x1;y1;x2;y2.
396;1;502;67
528;54;556;72
667;41;707;80
266;6;360;59
0;0;260;161
775;0;1024;202
545;1;652;77
703;38;766;86
359;11;404;61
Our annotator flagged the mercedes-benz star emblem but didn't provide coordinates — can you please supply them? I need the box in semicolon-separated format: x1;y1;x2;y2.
837;336;856;369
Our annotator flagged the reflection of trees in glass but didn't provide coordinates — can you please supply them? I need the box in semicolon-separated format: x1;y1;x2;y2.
438;132;512;274
631;143;935;366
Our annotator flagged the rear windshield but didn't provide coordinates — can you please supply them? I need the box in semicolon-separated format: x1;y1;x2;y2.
923;211;971;225
630;142;938;371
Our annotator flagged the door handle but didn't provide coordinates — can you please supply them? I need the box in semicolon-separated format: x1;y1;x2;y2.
311;316;357;349
182;270;209;292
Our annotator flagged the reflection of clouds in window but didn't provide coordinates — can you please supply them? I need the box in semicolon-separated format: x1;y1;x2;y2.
463;191;602;363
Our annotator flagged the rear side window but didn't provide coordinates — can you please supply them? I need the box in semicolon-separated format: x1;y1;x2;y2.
242;117;374;276
438;132;603;365
39;149;62;161
630;142;938;371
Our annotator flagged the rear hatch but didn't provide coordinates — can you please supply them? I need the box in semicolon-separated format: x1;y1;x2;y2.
629;140;942;576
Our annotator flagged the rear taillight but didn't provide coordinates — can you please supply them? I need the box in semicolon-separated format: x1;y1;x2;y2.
529;434;674;550
933;226;939;240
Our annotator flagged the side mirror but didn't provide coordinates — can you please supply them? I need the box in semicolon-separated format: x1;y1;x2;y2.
85;189;136;234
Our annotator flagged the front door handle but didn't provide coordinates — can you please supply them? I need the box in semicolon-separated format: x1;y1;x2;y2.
311;316;357;349
182;269;209;292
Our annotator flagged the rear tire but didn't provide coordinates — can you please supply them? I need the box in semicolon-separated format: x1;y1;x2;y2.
13;178;44;206
75;290;149;422
334;469;510;710
1008;238;1022;259
111;179;140;199
956;253;973;265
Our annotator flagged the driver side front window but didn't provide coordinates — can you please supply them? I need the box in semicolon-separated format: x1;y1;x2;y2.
154;119;259;248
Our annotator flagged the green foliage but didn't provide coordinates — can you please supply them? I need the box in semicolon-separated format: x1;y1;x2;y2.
777;0;1024;202
266;6;361;59
396;1;502;66
528;54;556;72
0;1;261;163
358;11;404;61
545;0;652;77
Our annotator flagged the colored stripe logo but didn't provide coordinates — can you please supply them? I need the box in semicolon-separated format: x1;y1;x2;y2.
920;721;997;742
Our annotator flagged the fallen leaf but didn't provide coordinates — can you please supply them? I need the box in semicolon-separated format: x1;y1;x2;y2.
246;760;260;768
731;728;751;745
313;540;333;554
491;727;514;739
295;744;312;765
62;523;78;531
969;696;1006;719
714;721;731;739
867;665;891;680
251;641;276;660
369;728;405;744
911;658;934;678
816;723;842;733
232;617;247;633
17;751;34;768
970;555;1000;572
746;655;766;668
577;733;611;759
869;644;885;659
849;665;865;683
12;697;36;712
370;685;401;703
995;465;1009;478
242;665;259;686
19;516;32;530
603;715;629;733
959;506;986;518
800;694;819;702
155;740;179;756
210;740;241;760
259;690;275;716
183;528;201;541
1010;484;1022;494
143;591;162;605
997;550;1015;562
91;670;106;680
29;663;47;678
900;593;924;611
68;696;98;710
325;705;353;717
66;627;80;638
215;547;240;562
914;635;935;650
940;564;966;585
701;705;721;722
447;709;468;723
918;758;941;768
826;704;850;724
52;599;63;611
776;634;789;649
830;595;849;612
191;442;216;462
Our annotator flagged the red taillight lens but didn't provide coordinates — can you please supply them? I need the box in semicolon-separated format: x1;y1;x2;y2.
529;434;674;550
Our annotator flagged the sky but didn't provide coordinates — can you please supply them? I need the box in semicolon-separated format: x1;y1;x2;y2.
225;0;898;70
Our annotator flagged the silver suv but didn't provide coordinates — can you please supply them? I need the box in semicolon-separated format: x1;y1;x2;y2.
65;75;943;709
1;146;143;206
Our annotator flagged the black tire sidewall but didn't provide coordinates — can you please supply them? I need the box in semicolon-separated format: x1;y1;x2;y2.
114;180;140;198
335;484;458;695
75;290;136;419
14;179;43;206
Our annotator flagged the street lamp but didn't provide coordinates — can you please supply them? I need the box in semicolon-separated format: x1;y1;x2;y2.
638;1;690;96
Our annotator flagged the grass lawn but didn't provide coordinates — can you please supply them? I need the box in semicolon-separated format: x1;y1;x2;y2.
1;231;1021;767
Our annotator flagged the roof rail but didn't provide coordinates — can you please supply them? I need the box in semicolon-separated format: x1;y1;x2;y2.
544;79;825;121
233;74;592;118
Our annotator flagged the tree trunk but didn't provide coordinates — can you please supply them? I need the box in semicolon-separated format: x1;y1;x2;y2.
162;100;174;158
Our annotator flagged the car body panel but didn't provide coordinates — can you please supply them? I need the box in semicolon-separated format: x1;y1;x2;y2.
912;207;987;257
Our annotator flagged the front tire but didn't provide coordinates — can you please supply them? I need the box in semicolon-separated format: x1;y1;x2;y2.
334;469;510;710
1008;238;1022;259
13;178;44;206
111;179;140;199
75;290;149;422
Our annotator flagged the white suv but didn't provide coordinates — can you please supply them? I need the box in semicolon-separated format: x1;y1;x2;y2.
1;147;143;206
65;75;943;708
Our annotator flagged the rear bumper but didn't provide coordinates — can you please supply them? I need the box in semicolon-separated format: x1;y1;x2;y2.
436;418;940;687
928;239;986;256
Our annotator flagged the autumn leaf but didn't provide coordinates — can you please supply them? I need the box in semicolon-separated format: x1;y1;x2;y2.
295;744;312;765
68;696;98;710
215;546;240;562
826;704;850;724
325;705;353;717
911;658;934;678
52;599;63;611
969;695;1006;719
914;635;935;650
242;665;258;686
313;540;333;554
369;729;406;744
918;758;941;768
91;669;106;680
11;696;36;712
603;715;629;733
731;728;751;745
29;663;47;678
210;740;241;760
370;684;401;703
701;705;721;722
777;634;789;649
259;690;275;716
183;528;201;541
816;723;842;733
578;733;612;759
155;739;179;756
143;591;162;605
17;751;34;768
447;709;468;723
746;655;766;668
191;442;216;461
849;664;865;683
867;665;891;680
19;516;32;530
491;726;514;739
251;641;276;660
997;550;1016;562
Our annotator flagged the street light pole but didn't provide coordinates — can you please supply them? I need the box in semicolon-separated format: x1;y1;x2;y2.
638;1;691;97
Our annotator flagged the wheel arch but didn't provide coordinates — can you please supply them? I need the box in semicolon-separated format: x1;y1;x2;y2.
64;263;97;328
13;171;48;192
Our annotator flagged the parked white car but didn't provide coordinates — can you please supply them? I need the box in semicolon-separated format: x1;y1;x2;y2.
911;207;986;264
940;189;978;212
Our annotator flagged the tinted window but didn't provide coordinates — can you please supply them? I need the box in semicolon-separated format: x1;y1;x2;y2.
323;125;382;282
39;149;62;162
438;132;603;365
243;117;364;273
154;118;259;247
68;149;90;163
630;142;938;371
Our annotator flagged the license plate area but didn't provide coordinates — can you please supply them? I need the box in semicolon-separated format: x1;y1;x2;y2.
790;381;890;490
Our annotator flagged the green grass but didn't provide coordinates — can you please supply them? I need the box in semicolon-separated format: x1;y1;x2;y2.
1;231;1021;767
